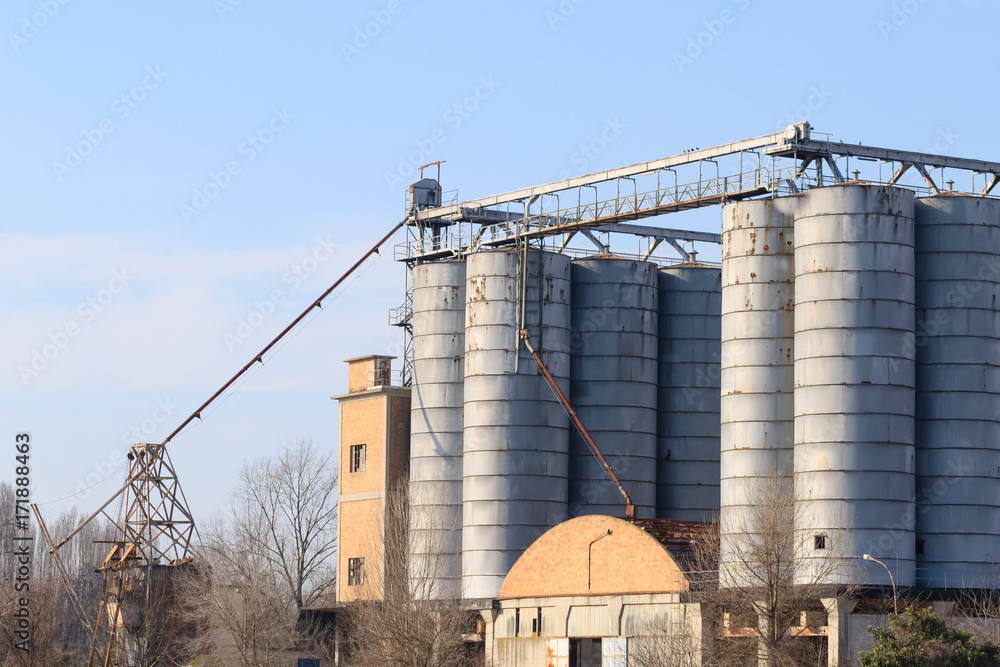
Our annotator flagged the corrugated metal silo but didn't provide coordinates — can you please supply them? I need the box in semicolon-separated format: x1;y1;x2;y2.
657;263;722;521
914;195;1000;589
719;198;796;584
793;184;916;587
463;249;571;599
568;257;658;518
409;260;466;599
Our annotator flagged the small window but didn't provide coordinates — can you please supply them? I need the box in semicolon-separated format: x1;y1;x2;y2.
350;444;367;473
531;607;542;637
348;557;365;586
917;539;925;555
814;534;827;550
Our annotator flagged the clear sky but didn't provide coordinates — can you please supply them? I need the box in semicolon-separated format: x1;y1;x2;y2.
3;0;997;528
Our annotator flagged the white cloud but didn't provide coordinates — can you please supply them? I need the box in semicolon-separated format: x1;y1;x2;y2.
2;230;405;392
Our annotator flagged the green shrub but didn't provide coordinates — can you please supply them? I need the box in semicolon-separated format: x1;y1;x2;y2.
860;606;1000;667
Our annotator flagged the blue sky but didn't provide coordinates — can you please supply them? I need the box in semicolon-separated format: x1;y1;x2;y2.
3;0;997;526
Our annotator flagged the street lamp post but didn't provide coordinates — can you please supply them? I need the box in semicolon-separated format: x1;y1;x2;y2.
863;554;898;615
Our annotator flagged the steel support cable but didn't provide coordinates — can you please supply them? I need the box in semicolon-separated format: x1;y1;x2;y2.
169;241;387;443
47;221;406;553
162;220;405;446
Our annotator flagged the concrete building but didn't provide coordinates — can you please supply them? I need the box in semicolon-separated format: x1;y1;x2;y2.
485;515;707;666
332;355;410;603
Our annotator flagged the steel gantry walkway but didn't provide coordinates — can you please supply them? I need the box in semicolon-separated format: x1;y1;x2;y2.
388;122;1000;383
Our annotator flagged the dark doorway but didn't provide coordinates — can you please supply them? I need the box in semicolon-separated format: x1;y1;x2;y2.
569;637;602;667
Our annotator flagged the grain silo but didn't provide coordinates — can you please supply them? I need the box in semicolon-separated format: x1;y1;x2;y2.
914;195;1000;589
656;263;722;521
793;184;917;587
409;260;466;599
462;249;571;599
719;198;797;585
568;257;658;519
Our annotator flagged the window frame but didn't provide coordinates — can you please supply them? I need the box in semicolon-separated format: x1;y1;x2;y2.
347;557;365;586
349;443;367;473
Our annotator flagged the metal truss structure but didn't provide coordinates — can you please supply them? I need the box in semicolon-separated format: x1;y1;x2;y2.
36;443;199;667
91;443;198;667
389;122;1000;380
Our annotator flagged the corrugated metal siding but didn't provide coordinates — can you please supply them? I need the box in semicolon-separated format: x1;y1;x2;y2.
546;638;569;667
496;608;517;639
620;602;686;636
542;606;559;637
602;637;627;667
567;604;611;637
496;606;558;639
496;638;546;666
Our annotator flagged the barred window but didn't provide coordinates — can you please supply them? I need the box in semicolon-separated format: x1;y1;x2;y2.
349;444;366;473
348;557;365;586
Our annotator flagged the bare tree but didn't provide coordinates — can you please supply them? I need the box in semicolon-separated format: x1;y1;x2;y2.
956;589;1000;646
631;475;851;667
186;517;300;666
0;485;118;666
237;439;339;609
186;439;338;666
628;612;708;667
341;478;477;667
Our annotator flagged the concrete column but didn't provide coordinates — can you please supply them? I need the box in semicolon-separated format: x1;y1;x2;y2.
608;598;624;636
694;602;712;667
554;599;572;637
479;608;498;666
757;608;770;667
821;597;858;667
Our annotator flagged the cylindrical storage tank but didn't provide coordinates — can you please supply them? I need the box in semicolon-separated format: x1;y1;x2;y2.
793;184;916;587
463;249;571;599
409;261;466;599
568;257;658;518
719;198;796;586
657;263;722;521
914;196;1000;589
